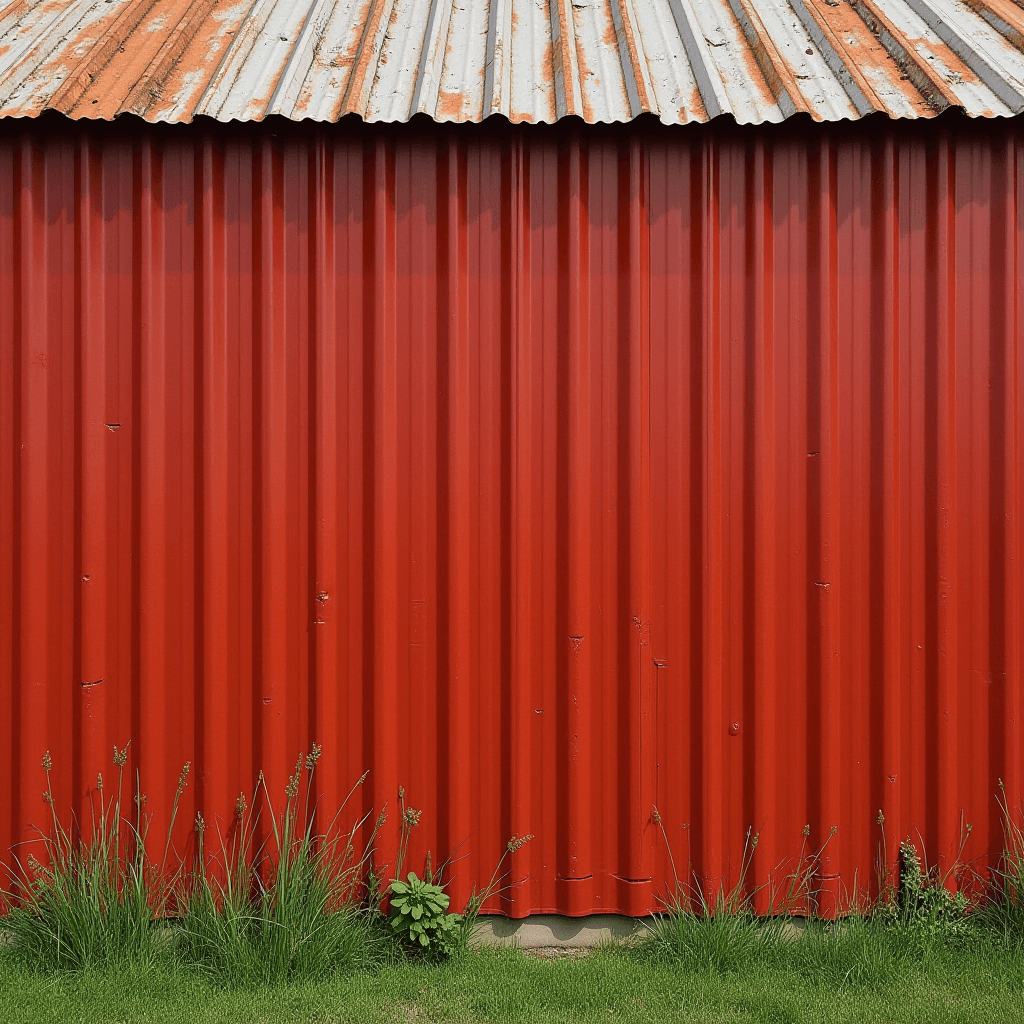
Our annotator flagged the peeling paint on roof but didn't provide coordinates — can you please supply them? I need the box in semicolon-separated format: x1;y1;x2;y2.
1;0;1023;123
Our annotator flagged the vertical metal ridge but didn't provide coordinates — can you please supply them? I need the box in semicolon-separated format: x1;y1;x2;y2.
310;128;339;821
846;0;959;113
879;132;902;860
751;135;776;905
17;135;53;840
77;134;107;823
700;129;725;888
561;129;591;893
369;133;398;846
1007;133;1024;811
135;132;171;835
196;129;230;828
256;134;279;791
816;132;843;916
666;0;730;120
624;131;653;894
902;0;1024;112
787;0;881;116
510;130;538;912
1008;131;1024;812
934;127;958;868
441;133;472;877
0;130;15;855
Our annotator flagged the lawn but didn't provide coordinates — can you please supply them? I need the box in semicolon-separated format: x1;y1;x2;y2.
1;928;1022;1024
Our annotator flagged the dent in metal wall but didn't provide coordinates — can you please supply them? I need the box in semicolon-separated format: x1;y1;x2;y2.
0;112;1021;916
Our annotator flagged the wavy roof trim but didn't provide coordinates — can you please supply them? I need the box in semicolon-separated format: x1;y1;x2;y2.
0;0;1023;125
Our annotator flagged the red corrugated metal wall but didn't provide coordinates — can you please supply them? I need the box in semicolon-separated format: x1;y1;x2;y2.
1;112;1022;917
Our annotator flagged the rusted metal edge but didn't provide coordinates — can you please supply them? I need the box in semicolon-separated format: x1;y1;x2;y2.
788;0;882;116
667;0;730;119
964;0;1024;50
610;0;650;117
727;0;809;117
902;0;1024;112
50;0;164;114
847;0;959;112
122;0;220;115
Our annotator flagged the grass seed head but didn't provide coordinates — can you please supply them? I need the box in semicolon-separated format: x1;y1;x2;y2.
113;745;128;768
177;762;191;792
96;772;103;792
235;792;247;818
507;833;534;853
41;751;52;773
305;743;322;770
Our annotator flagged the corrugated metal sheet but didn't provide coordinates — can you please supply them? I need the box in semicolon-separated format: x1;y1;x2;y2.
1;0;1024;125
1;111;1022;916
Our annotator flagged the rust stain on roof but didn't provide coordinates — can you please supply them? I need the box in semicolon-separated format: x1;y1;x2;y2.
0;0;1023;124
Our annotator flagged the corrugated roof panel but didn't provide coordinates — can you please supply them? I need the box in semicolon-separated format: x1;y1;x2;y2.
1;0;1024;123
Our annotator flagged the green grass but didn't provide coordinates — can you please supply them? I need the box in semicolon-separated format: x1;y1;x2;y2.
1;922;1022;1023
6;752;1024;1021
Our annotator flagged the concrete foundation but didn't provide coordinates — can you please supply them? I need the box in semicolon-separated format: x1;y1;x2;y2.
471;914;650;949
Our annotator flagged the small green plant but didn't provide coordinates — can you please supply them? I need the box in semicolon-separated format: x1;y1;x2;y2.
388;871;462;955
873;811;970;939
385;788;533;957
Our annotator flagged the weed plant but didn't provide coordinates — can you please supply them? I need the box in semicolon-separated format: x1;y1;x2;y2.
976;779;1024;947
636;802;1007;989
385;787;533;958
175;746;394;987
8;745;1024;1014
2;744;534;984
2;745;182;971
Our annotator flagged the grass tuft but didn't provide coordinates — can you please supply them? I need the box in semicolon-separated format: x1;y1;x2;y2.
2;744;178;972
975;780;1024;947
175;750;393;986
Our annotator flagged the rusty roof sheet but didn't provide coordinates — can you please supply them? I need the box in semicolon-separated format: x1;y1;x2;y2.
0;0;1023;123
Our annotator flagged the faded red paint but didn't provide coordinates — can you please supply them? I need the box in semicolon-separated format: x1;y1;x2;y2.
0;112;1022;918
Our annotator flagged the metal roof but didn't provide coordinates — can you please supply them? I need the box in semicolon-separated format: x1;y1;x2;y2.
0;0;1023;124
